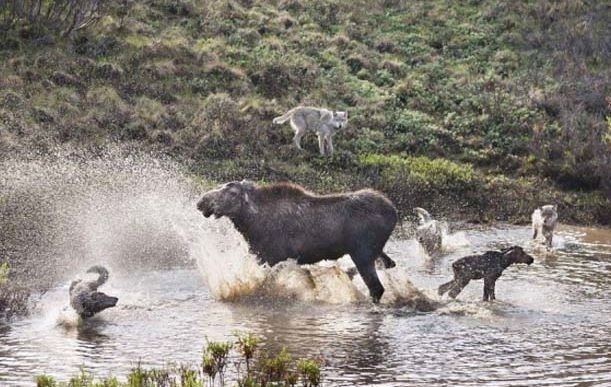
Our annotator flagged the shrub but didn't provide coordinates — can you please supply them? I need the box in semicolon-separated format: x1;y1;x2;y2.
35;333;325;386
296;359;322;387
0;263;9;284
359;154;480;193
36;375;57;387
0;0;109;37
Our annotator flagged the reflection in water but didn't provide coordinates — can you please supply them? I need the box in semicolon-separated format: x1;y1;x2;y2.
2;150;609;385
0;225;610;386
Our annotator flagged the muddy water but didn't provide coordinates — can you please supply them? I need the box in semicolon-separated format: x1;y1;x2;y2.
0;151;609;386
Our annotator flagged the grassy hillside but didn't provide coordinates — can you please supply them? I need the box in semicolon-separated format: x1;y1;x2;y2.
0;0;609;224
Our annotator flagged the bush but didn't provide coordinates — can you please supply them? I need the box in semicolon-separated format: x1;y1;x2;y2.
0;263;9;284
359;154;479;193
0;0;109;37
36;333;323;387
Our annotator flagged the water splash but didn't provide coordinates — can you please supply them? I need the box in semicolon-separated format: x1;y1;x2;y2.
441;229;471;252
1;146;435;310
184;217;267;300
0;147;198;288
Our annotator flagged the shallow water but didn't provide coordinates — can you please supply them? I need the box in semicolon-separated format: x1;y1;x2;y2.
0;151;609;386
1;224;610;386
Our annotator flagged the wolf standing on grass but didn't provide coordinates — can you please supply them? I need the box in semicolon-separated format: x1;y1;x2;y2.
273;106;347;156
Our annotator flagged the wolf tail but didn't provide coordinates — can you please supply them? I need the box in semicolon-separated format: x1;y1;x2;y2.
86;265;109;289
272;107;299;124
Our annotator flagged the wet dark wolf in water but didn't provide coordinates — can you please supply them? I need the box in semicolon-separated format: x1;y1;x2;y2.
438;246;534;301
197;181;398;303
69;265;118;318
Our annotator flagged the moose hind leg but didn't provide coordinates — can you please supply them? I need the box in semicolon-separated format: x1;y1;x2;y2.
353;256;384;303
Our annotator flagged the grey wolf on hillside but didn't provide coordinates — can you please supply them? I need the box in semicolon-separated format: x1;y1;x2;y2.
438;246;534;301
69;265;118;319
272;106;347;156
414;207;443;255
531;205;558;249
197;180;396;303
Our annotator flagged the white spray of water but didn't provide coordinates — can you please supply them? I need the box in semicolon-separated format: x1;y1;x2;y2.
441;228;471;252
180;217;267;300
2;147;436;309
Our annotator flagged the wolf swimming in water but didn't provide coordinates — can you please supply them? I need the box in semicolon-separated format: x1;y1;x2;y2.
69;265;118;319
414;207;443;256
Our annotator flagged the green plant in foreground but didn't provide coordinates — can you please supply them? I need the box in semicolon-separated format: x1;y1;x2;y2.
296;359;322;387
36;374;57;387
234;331;260;373
0;263;9;284
202;338;232;386
68;368;95;387
35;333;321;386
260;347;292;386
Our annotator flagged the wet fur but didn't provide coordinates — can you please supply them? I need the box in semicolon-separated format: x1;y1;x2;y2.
69;265;118;319
438;246;534;301
197;181;397;303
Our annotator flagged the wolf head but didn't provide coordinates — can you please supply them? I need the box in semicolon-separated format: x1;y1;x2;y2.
332;111;348;129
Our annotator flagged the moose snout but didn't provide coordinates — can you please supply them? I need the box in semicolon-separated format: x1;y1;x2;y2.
196;196;213;218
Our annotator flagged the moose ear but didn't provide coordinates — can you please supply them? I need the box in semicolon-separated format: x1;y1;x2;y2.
243;191;258;214
240;179;255;190
500;246;514;254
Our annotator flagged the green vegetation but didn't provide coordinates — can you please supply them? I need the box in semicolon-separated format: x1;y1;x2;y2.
36;333;323;387
0;0;609;224
0;262;9;284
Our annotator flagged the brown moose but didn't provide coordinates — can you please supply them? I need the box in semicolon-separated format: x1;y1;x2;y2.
196;181;398;303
